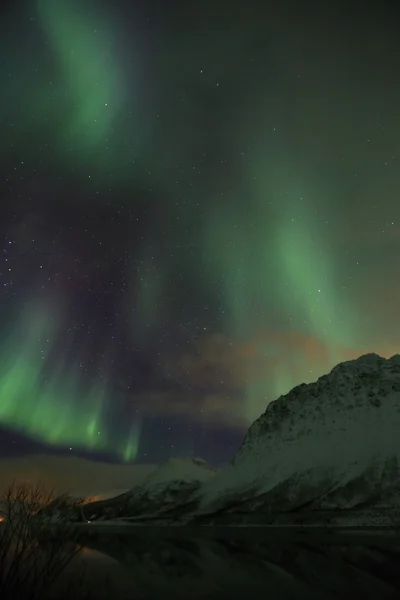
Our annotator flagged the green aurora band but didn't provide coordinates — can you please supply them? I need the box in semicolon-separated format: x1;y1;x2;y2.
1;2;385;455
2;0;148;181
128;160;361;424
0;301;141;461
36;0;123;156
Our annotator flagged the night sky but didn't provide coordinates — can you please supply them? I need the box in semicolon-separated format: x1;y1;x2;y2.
1;0;400;468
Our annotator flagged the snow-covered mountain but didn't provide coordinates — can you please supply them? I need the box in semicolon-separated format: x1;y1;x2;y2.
192;353;400;518
82;457;216;521
41;354;400;526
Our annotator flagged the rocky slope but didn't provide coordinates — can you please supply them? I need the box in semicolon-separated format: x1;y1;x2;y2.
192;353;400;518
37;493;86;523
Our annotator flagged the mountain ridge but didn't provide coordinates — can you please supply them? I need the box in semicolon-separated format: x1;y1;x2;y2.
81;456;216;521
194;353;400;516
45;354;400;526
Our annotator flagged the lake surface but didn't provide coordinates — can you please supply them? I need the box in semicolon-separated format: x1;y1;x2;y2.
46;525;400;600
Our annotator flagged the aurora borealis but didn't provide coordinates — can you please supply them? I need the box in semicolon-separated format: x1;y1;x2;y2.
0;0;400;466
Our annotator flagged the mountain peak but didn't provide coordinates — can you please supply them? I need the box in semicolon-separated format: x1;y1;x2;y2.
329;352;400;374
142;456;216;488
196;352;400;514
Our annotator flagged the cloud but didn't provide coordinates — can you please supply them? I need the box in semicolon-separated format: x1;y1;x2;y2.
162;333;262;391
0;454;156;496
152;329;400;426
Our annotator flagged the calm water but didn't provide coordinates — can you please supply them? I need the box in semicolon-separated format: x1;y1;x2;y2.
46;526;400;600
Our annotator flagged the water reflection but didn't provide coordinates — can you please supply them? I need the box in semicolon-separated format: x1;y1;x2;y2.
69;527;400;600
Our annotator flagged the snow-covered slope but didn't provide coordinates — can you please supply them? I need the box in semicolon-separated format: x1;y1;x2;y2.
194;353;400;516
83;457;216;520
140;457;215;488
38;493;85;522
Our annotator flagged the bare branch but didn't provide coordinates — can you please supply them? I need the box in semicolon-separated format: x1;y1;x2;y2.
0;481;82;600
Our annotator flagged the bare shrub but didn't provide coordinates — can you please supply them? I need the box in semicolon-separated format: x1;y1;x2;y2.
0;480;82;600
